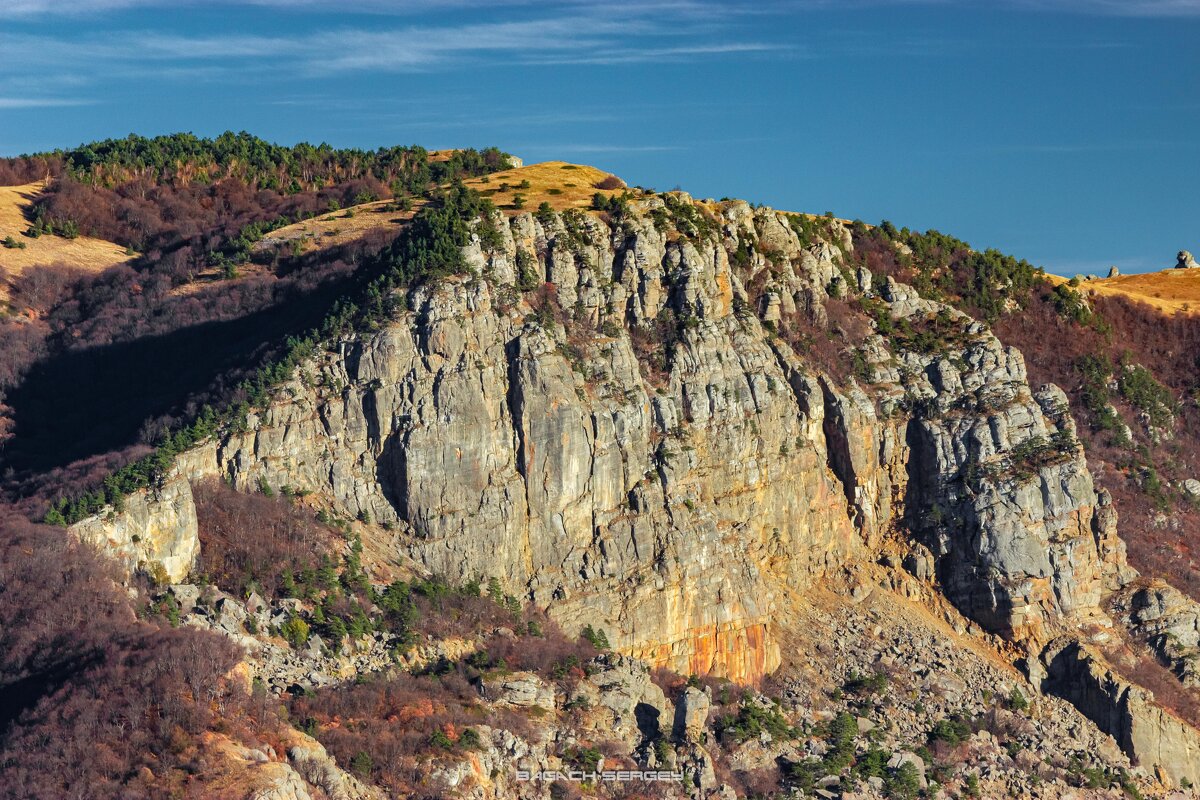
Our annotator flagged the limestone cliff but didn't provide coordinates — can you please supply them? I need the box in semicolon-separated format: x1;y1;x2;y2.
177;200;864;683
168;198;1120;659
72;472;198;583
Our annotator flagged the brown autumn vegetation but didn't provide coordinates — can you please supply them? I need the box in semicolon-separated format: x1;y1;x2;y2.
0;513;285;800
0;157;52;187
0;479;620;798
775;296;876;387
594;174;627;191
290;644;553;795
287;598;615;797
194;479;338;598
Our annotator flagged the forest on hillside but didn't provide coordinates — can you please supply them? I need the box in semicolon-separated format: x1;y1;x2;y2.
0;133;511;508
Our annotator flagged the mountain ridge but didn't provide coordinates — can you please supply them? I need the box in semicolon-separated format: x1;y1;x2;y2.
62;179;1200;793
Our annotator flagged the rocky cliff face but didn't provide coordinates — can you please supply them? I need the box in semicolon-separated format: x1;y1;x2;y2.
866;277;1132;643
72;191;1200;786
157;200;864;683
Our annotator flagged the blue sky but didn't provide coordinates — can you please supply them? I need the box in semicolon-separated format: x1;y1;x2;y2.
0;1;1196;275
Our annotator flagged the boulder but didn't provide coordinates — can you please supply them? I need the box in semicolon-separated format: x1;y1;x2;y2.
903;544;936;583
168;583;201;614
215;596;248;633
855;266;873;295
479;672;556;711
1177;250;1198;269
246;591;268;615
763;291;782;322
302;634;325;661
584;654;674;744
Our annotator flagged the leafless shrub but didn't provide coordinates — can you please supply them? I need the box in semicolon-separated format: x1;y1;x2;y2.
594;175;626;191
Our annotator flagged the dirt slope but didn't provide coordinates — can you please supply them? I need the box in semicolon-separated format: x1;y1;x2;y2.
1048;268;1200;316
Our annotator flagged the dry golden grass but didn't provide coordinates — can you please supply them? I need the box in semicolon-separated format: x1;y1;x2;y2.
170;261;278;297
462;161;626;213
249;200;419;260
0;181;133;303
1047;269;1200;316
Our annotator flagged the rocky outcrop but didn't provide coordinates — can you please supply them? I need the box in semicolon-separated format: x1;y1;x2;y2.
571;654;675;744
207;728;381;800
168;200;1130;664
71;472;198;583
1176;250;1198;269
89;199;1126;663
673;685;710;743
481;672;557;711
894;340;1129;641
170;200;873;682
1042;638;1200;788
284;731;383;800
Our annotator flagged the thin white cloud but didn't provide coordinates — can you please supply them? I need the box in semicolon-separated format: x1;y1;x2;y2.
0;97;94;108
773;0;1200;14
526;42;789;66
0;0;733;18
1;0;1181;105
851;0;1200;13
987;139;1199;154
0;6;782;77
1011;0;1200;15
